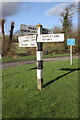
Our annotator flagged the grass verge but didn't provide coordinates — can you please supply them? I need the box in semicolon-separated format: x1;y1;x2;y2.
2;53;75;63
2;58;78;118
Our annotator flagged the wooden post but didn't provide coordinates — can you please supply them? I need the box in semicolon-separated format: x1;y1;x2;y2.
36;24;43;90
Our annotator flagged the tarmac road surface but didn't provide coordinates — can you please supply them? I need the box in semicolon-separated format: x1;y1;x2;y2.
1;55;79;69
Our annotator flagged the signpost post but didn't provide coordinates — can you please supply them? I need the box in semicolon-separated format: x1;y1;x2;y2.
36;24;43;90
67;38;75;65
18;24;64;90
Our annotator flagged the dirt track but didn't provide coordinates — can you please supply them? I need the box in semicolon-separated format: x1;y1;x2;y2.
1;55;79;69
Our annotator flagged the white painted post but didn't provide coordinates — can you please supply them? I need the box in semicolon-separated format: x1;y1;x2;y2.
70;45;72;65
36;24;43;90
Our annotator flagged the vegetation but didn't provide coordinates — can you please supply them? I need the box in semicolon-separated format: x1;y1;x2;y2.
0;19;5;55
1;3;79;119
2;58;78;118
60;4;77;48
2;54;72;63
61;4;76;34
9;21;14;43
7;21;15;53
0;3;79;58
1;38;78;58
2;53;78;63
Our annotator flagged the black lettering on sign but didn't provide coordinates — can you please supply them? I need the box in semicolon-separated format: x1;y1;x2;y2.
54;35;59;37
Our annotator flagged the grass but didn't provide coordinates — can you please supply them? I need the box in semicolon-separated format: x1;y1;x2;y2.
2;53;75;63
2;58;78;118
2;55;36;63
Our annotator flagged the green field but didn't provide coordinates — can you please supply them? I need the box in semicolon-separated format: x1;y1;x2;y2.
2;58;79;118
2;54;71;63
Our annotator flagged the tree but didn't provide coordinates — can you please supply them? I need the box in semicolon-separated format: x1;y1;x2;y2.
7;21;15;54
60;3;77;49
0;19;5;56
52;27;62;33
61;4;76;33
9;21;14;43
0;19;5;45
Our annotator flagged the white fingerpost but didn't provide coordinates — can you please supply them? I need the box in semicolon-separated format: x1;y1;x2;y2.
70;45;72;65
36;24;43;90
18;24;65;90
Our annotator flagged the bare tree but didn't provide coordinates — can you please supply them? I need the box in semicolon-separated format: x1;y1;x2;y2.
9;21;14;43
0;19;6;56
7;21;15;54
52;27;61;33
0;19;5;45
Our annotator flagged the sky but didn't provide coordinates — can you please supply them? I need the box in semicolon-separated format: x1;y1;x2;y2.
1;1;79;34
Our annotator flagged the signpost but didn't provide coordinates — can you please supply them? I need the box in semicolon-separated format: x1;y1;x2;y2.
20;24;53;35
18;24;64;90
67;38;75;65
18;35;37;47
37;34;64;42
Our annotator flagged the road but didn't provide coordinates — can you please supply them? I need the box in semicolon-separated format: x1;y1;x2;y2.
0;55;79;69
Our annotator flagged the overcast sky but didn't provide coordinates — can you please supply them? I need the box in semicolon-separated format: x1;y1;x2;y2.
0;1;79;34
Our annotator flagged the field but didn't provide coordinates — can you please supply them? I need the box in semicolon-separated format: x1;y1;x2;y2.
2;58;79;118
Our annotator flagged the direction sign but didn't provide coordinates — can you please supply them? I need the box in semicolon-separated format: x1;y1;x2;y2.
20;24;53;35
67;38;75;45
19;43;37;47
18;35;37;47
37;34;64;42
18;35;36;43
